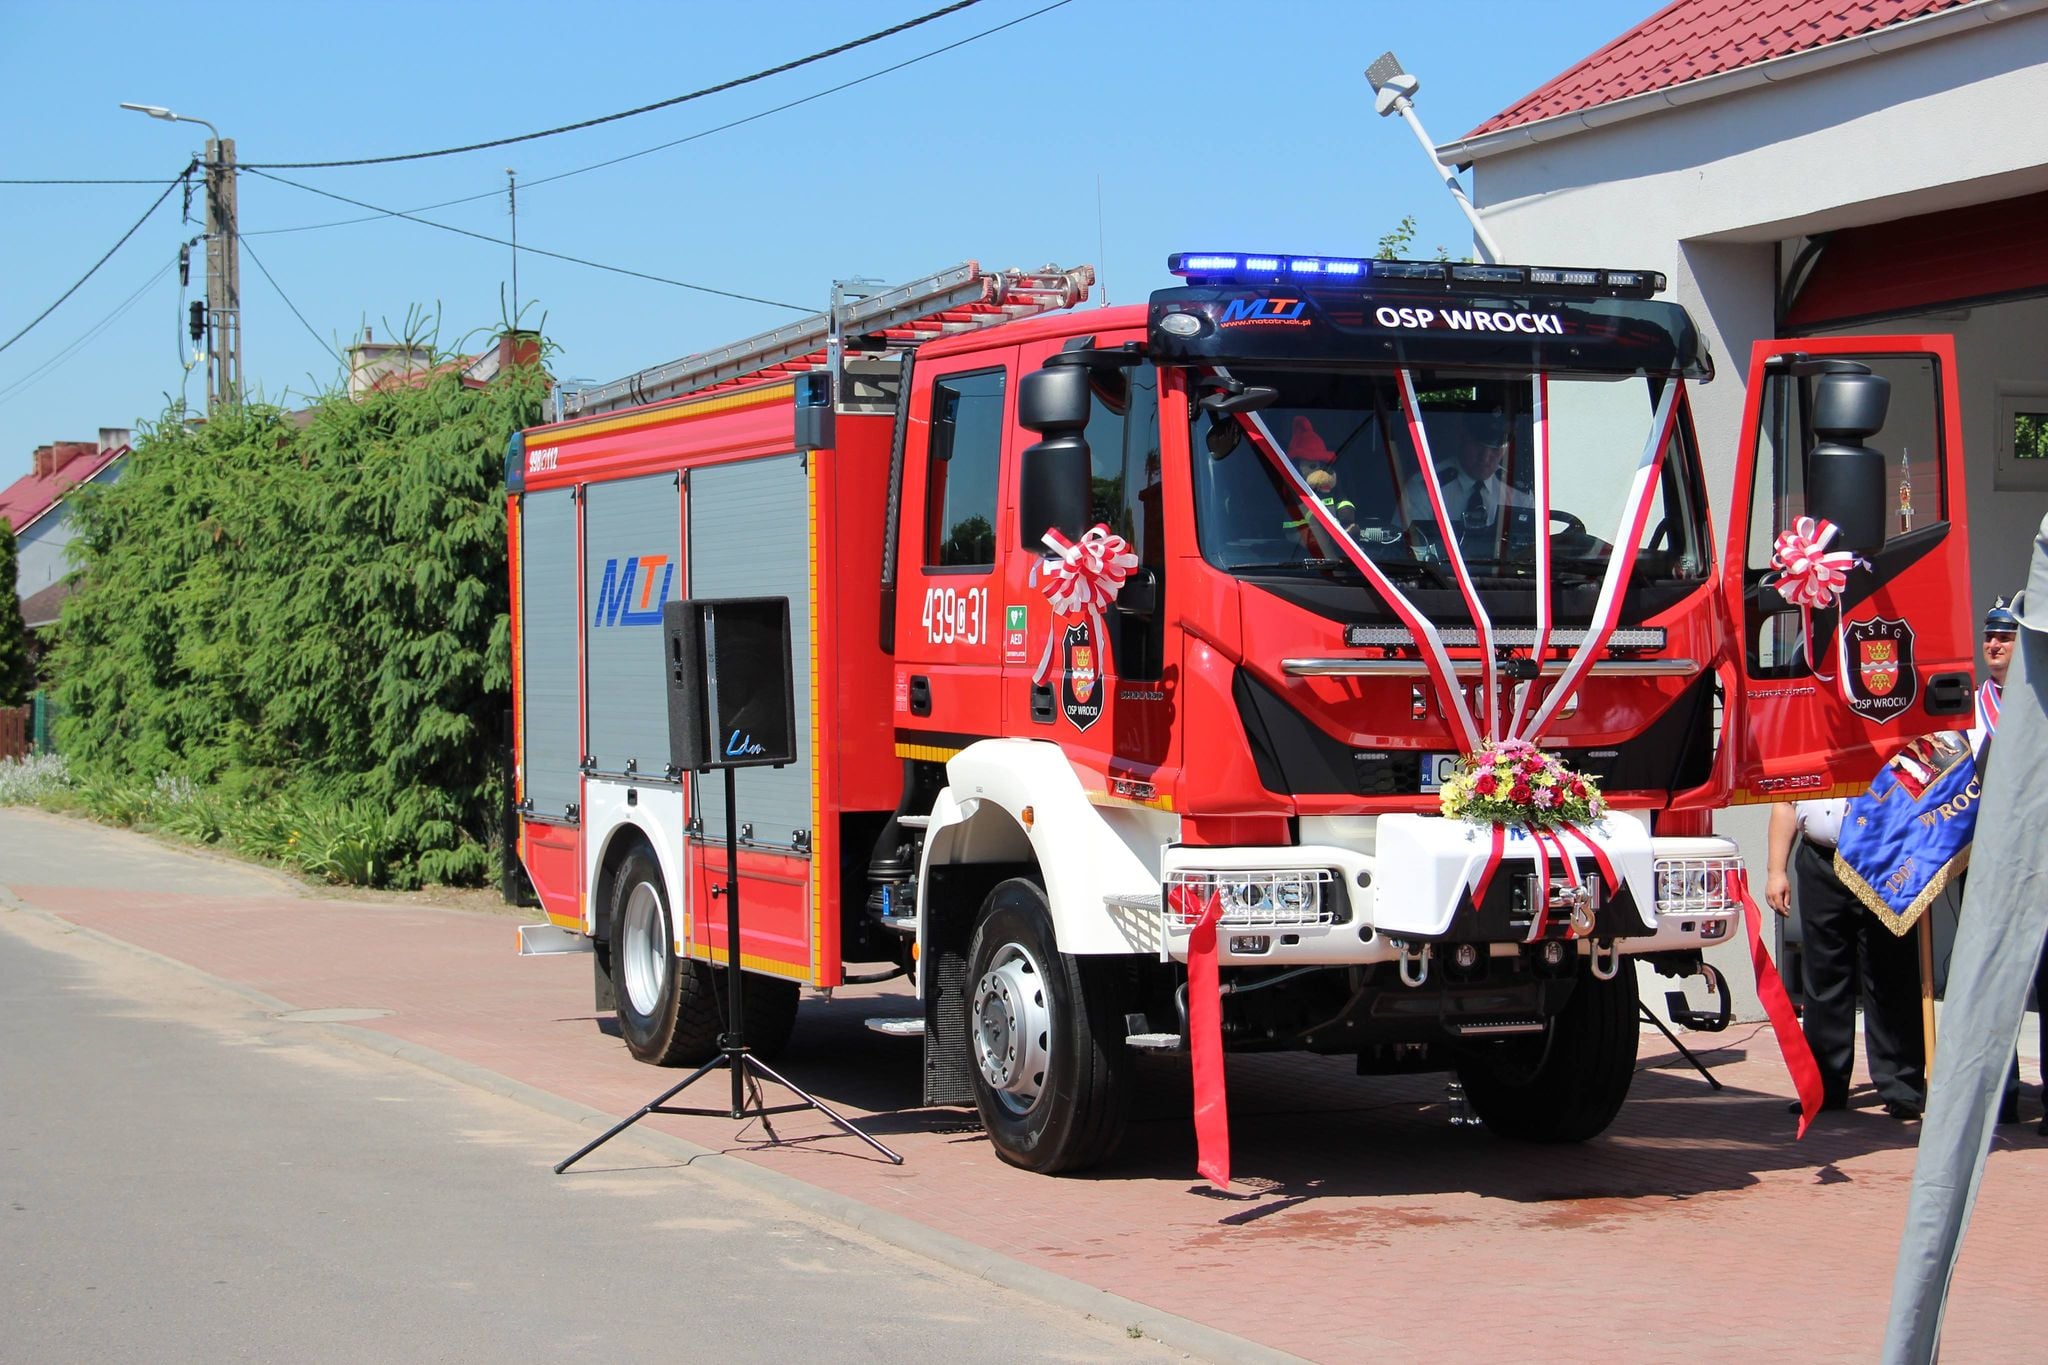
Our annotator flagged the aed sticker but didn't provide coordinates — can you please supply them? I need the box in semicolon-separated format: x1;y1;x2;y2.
1003;604;1030;665
1418;753;1461;794
894;670;911;713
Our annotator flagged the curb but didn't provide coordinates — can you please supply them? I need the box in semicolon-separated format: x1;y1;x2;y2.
0;891;1303;1365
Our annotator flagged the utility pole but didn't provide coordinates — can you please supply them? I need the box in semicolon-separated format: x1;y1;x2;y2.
204;136;242;408
121;104;242;411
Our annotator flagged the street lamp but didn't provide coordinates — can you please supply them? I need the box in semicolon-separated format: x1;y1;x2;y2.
118;102;220;144
1364;52;1504;264
119;101;238;407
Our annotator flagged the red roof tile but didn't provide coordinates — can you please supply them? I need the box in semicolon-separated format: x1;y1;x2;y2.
0;443;127;535
1466;0;1968;139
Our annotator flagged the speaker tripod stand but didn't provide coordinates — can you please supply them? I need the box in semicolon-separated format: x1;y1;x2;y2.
557;768;902;1173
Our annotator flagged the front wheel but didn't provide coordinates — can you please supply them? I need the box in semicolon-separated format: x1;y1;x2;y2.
965;879;1129;1173
1456;961;1639;1142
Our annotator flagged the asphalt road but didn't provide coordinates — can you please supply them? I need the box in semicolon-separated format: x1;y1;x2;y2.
0;905;1177;1364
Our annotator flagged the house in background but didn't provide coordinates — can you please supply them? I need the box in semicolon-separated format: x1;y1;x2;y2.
1445;0;2048;604
1442;0;2048;1005
0;429;131;638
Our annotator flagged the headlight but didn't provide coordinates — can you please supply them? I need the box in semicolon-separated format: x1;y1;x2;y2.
1653;856;1741;914
1166;869;1336;928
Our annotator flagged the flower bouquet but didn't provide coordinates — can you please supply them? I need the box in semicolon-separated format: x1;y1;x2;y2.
1438;738;1605;831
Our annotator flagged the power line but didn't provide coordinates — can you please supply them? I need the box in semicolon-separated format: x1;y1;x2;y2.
241;0;984;170
0;256;178;407
239;235;343;368
244;0;1074;240
244;167;808;311
0;161;195;357
0;177;185;185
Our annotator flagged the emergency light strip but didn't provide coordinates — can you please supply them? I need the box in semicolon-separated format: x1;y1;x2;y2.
1232;376;1486;754
1395;371;1501;742
1518;381;1683;739
1168;253;1665;298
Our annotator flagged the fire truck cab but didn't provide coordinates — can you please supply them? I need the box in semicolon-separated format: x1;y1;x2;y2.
510;252;1972;1173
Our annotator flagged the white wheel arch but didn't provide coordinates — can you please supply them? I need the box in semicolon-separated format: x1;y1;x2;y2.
916;739;1165;959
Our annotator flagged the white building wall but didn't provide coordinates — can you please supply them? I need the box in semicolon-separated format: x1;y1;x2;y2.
1456;12;2048;1016
12;459;126;599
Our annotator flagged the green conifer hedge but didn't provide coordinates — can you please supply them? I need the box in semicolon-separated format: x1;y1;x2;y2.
49;356;549;887
0;521;30;707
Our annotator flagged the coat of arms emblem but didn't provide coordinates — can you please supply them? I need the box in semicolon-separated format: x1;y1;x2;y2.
1842;616;1917;724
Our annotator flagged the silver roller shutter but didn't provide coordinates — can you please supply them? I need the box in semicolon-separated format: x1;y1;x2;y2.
583;473;682;777
689;454;813;851
519;488;582;820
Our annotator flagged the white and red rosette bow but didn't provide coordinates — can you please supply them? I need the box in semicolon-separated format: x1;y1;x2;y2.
1764;515;1868;683
1767;516;1860;609
1030;523;1139;685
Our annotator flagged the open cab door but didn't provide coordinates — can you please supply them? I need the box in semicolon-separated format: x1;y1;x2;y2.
1722;334;1975;804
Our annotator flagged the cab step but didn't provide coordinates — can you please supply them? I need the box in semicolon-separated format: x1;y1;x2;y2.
862;1016;923;1038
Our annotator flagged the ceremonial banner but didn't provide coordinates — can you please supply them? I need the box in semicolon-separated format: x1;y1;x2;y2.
1835;730;1980;936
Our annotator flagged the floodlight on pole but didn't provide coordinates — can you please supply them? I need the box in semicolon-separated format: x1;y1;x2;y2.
1364;52;1504;264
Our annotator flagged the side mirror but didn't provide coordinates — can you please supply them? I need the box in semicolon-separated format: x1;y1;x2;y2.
1017;365;1093;546
1806;371;1891;556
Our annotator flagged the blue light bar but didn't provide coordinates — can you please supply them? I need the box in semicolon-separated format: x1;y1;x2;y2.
1165;252;1664;297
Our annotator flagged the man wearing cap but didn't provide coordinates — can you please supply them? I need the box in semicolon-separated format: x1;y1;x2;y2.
1402;412;1527;550
1767;792;1927;1119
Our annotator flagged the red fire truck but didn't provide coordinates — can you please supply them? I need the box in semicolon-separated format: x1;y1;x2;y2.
508;254;1971;1172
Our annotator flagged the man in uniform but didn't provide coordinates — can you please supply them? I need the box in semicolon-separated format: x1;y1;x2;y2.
1767;795;1927;1119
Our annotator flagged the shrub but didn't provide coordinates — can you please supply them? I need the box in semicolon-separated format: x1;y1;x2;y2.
47;330;548;887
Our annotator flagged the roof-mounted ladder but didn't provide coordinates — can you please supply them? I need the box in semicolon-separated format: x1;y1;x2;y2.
559;261;1094;420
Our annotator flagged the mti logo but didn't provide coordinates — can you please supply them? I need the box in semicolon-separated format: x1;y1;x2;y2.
592;555;674;627
1219;296;1309;326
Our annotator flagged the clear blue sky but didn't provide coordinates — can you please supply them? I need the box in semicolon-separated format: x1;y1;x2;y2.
0;0;1658;459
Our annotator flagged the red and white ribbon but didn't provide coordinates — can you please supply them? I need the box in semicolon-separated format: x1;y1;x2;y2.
1768;516;1857;609
1762;515;1867;686
1169;882;1231;1189
1028;523;1138;686
1518;381;1680;740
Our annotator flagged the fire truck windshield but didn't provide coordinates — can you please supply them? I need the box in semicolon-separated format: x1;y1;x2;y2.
1188;368;1708;590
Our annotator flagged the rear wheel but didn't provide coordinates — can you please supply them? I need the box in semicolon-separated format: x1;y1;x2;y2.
610;848;718;1066
1456;961;1639;1142
965;878;1128;1173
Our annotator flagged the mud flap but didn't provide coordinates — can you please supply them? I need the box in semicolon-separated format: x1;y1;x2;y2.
923;944;975;1106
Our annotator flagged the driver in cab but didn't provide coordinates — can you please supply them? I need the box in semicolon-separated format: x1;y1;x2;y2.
1401;412;1529;557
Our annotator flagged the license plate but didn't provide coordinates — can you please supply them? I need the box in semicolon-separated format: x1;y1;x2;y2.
1419;753;1461;794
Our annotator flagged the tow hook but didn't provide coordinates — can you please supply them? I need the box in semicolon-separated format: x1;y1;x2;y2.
1589;938;1622;981
1397;940;1431;988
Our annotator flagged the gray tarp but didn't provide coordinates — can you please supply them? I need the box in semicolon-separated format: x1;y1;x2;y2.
1883;514;2048;1362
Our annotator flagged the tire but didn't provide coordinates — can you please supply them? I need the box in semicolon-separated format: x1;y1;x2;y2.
610;847;719;1066
964;878;1129;1173
1456;961;1639;1142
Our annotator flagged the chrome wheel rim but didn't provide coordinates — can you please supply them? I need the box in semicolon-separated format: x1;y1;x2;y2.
972;942;1053;1116
620;881;669;1018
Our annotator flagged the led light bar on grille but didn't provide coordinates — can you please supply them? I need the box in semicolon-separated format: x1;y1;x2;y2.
1166;252;1666;298
1342;625;1668;651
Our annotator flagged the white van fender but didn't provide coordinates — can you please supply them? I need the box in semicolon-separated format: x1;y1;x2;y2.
917;738;1160;957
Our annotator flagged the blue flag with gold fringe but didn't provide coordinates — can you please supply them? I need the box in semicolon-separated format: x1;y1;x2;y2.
1835;730;1981;936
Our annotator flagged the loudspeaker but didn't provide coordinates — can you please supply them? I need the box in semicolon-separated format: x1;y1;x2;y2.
664;597;796;772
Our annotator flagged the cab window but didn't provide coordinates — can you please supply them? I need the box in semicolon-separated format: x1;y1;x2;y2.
925;368;1006;569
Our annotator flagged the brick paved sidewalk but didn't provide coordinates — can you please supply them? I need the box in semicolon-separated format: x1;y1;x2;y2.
6;807;2044;1363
